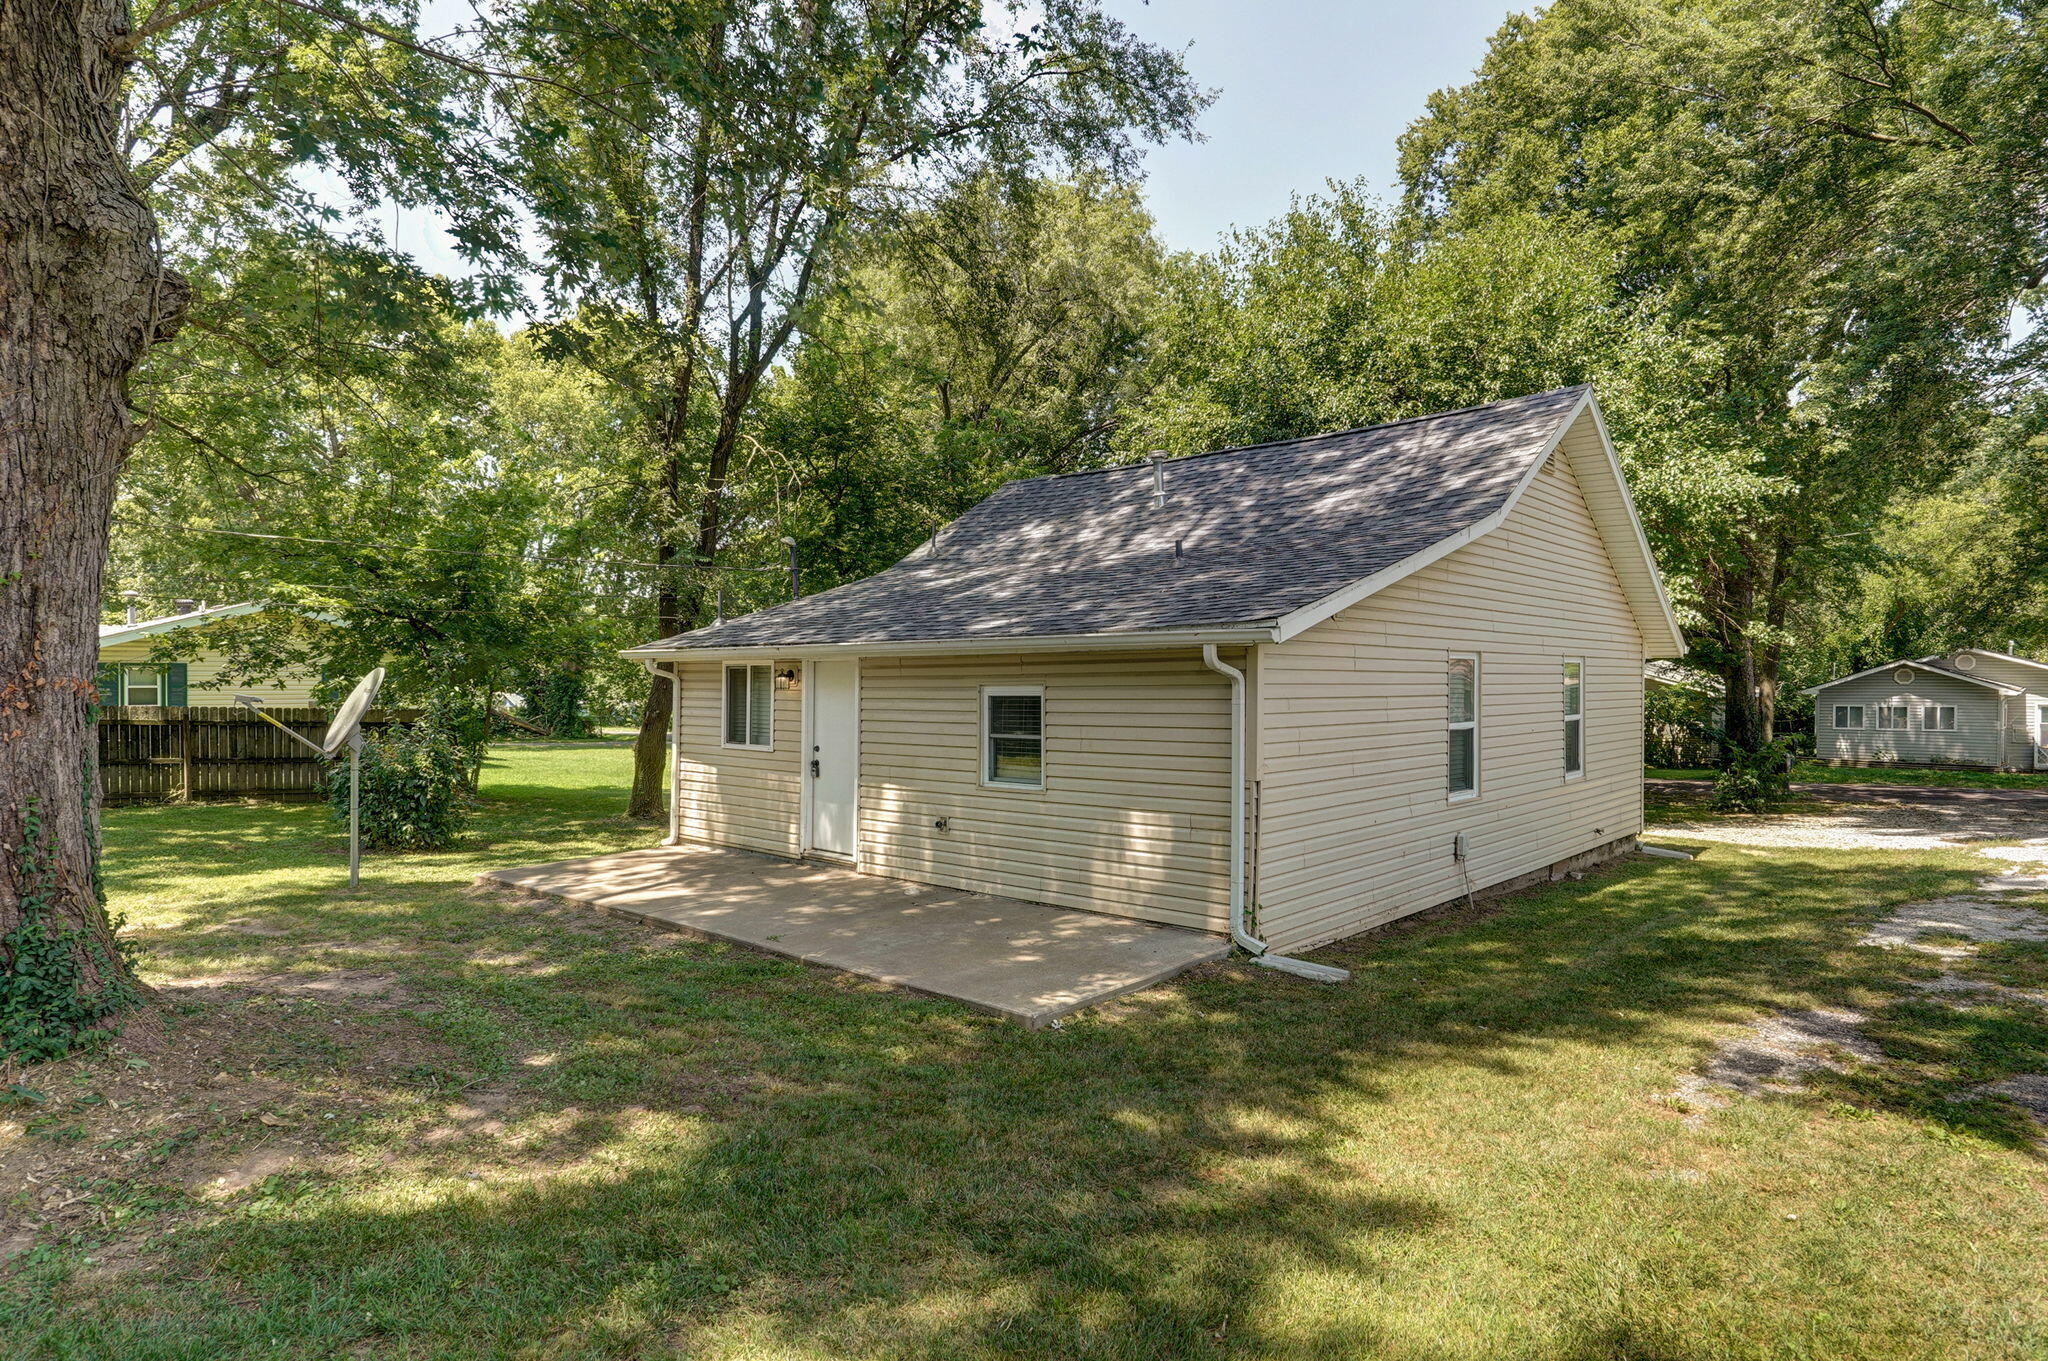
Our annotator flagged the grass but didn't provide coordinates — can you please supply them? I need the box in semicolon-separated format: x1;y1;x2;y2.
3;744;2048;1358
1649;761;2048;791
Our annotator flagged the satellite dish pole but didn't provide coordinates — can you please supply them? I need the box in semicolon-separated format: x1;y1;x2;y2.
234;665;385;891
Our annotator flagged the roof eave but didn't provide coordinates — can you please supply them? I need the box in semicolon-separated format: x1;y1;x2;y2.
620;624;1279;662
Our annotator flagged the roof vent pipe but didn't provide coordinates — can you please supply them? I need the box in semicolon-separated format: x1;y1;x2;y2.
173;598;197;615
122;590;141;626
1149;451;1168;508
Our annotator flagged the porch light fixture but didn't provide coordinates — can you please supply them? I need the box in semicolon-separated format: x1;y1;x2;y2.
775;668;799;690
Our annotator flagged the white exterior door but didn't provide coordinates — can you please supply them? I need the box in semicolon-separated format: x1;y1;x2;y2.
808;661;858;857
2037;705;2048;771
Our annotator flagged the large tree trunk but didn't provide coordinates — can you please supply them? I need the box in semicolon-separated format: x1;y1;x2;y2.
1;0;183;1050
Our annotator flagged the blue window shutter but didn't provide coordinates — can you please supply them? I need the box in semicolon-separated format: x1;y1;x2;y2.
164;663;188;707
95;663;121;707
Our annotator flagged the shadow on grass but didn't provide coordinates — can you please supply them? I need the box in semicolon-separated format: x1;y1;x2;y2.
30;838;2020;1357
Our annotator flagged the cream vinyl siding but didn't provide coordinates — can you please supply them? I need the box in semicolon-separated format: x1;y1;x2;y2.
675;658;802;856
1255;453;1646;952
857;649;1234;932
1814;669;2005;768
97;638;319;706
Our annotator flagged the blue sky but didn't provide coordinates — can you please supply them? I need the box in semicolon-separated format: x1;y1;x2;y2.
1097;0;1513;252
380;1;1518;287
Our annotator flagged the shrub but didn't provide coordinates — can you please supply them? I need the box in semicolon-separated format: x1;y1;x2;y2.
1711;738;1795;812
327;712;469;850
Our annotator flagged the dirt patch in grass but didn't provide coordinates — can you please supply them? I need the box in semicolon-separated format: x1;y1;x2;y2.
0;972;472;1272
1666;1008;1882;1123
1861;899;2048;956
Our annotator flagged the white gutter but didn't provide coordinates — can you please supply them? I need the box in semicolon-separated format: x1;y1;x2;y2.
1200;645;1349;983
641;659;682;845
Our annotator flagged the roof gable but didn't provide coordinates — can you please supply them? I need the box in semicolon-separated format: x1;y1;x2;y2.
628;386;1684;657
1802;655;2023;696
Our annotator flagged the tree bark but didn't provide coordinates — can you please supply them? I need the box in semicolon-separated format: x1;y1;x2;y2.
1;0;185;1043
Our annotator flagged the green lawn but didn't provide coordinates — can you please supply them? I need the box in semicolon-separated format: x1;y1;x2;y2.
5;744;2048;1358
1650;761;2048;791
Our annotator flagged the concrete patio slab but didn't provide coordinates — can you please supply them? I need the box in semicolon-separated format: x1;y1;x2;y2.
476;843;1230;1028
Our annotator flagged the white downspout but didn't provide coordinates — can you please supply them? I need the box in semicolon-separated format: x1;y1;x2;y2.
642;659;682;845
1201;645;1349;983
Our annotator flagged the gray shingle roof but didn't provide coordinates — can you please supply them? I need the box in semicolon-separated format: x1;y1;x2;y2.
1910;656;2025;692
637;386;1590;652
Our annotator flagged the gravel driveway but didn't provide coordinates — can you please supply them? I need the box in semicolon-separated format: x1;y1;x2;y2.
1649;783;2048;851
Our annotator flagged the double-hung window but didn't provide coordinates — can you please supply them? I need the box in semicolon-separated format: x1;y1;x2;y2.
1832;704;1865;729
1876;705;1909;730
1922;705;1956;731
1448;655;1478;799
722;664;773;748
121;666;162;706
1562;659;1584;779
983;687;1044;788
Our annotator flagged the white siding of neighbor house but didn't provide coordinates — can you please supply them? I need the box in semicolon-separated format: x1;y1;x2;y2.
97;638;319;706
855;649;1235;933
1812;652;2048;771
1253;451;1647;953
1813;668;2008;768
1954;655;2048;769
674;658;803;857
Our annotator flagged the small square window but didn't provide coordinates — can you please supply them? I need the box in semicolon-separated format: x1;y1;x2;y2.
1833;705;1865;729
1876;705;1909;730
984;688;1044;788
1922;705;1956;731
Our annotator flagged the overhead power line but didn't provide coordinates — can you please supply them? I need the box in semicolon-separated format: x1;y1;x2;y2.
164;526;786;574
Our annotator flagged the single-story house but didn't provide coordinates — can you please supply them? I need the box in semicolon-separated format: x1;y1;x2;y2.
623;385;1686;957
97;600;320;708
1801;650;2048;771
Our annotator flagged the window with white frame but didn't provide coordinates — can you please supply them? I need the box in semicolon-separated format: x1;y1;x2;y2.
1562;659;1584;779
122;665;163;706
1922;705;1956;731
983;687;1044;788
1876;705;1909;730
1448;655;1478;798
721;664;773;748
1832;704;1865;729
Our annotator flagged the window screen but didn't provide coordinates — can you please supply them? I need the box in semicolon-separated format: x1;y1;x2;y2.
1562;659;1584;777
723;664;773;747
1833;705;1865;729
1922;706;1955;731
1876;705;1908;730
985;690;1043;787
1448;656;1477;797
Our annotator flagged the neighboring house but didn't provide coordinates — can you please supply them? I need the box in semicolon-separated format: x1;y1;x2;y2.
1801;650;2048;771
97;600;319;708
1642;661;1725;767
624;386;1685;953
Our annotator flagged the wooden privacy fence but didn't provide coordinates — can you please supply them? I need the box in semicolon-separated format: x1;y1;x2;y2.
97;706;420;805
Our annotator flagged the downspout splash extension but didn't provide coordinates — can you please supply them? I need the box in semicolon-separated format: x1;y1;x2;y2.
1201;645;1350;984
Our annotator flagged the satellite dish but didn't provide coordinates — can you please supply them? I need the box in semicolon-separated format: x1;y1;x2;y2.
322;667;385;758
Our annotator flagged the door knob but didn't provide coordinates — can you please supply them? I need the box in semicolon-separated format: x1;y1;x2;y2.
810;758;820;777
